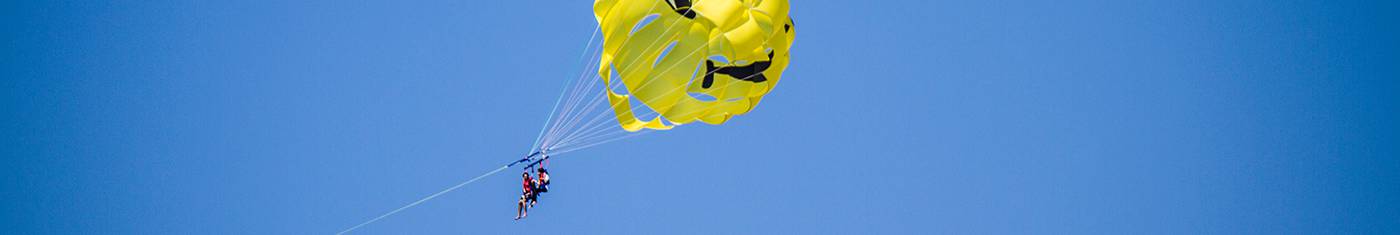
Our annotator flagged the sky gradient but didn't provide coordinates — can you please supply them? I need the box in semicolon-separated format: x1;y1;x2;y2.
4;0;1398;234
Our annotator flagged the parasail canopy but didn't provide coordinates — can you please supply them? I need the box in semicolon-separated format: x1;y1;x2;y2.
594;0;796;131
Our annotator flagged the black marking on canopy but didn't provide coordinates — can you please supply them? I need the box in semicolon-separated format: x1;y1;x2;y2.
665;0;697;19
702;52;776;89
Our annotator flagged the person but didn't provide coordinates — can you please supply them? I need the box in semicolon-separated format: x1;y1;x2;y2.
515;172;536;220
535;167;550;193
527;167;550;207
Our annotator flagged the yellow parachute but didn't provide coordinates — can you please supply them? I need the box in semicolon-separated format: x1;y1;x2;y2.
594;0;795;131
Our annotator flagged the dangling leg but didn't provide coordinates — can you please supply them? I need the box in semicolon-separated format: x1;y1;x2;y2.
529;191;538;207
515;195;527;220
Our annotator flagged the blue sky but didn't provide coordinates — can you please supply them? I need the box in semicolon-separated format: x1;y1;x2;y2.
4;0;1398;234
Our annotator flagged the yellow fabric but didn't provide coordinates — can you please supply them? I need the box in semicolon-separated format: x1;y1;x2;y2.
594;0;795;131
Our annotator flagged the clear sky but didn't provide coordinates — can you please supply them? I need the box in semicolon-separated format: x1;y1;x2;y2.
4;0;1398;234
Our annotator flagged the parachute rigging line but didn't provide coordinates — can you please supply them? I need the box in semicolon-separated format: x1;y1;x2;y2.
551;130;651;155
551;72;763;150
336;164;511;235
536;0;673;151
533;25;602;153
338;152;547;234
537;27;610;146
543;28;752;151
541;36;608;148
560;17;786;147
551;67;769;151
